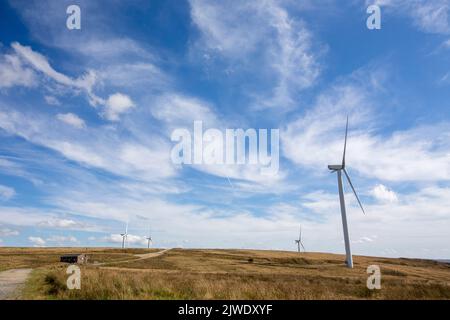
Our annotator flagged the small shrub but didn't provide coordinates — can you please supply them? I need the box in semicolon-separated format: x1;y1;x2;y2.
45;273;66;296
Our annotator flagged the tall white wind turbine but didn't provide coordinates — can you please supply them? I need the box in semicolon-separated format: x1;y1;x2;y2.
120;221;128;249
328;116;366;268
294;225;305;253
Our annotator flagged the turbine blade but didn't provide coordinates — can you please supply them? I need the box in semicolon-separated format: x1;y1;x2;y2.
300;242;306;251
343;169;366;215
299;225;302;240
342;116;348;167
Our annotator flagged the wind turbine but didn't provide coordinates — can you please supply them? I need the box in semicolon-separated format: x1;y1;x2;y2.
294;225;305;253
146;226;152;249
120;222;128;249
328;116;366;268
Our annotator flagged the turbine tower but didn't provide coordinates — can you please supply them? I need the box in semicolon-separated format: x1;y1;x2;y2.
328;116;365;268
120;222;128;249
294;225;305;253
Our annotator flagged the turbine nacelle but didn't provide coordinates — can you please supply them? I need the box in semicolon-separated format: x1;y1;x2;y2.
328;164;343;171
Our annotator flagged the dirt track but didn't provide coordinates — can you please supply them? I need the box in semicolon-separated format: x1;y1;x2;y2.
95;248;172;266
0;268;32;300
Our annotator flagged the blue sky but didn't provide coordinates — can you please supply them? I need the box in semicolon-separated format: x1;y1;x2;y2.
0;0;449;258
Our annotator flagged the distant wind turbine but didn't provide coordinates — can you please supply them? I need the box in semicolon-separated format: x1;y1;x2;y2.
146;226;152;249
120;221;128;249
328;116;366;268
294;225;305;253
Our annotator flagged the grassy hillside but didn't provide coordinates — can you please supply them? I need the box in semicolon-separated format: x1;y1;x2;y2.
0;247;158;272
1;248;449;299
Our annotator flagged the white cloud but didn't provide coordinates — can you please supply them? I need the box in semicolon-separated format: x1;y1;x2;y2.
353;236;376;244
371;184;398;203
11;42;104;106
56;113;86;129
0;208;63;228
105;234;147;246
12;42;95;91
3;94;275;187
0;53;37;88
0;185;16;200
371;0;450;34
74;38;155;60
0;206;100;232
0;108;176;181
99;63;170;89
46;235;77;243
0;158;42;186
46;140;106;168
152;93;219;129
189;0;321;109
9;42;138;120
38;218;85;229
28;236;46;247
117;143;175;178
0;228;19;237
190;0;263;56
151;93;284;185
103;93;135;121
8;0;158;61
44;95;61;106
12;42;73;85
282;69;450;182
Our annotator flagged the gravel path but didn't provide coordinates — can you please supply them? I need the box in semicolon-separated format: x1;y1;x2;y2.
94;248;172;266
0;268;32;300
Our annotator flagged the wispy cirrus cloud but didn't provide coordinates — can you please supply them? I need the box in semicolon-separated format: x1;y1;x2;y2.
38;218;87;230
44;95;61;106
151;93;220;131
189;0;322;109
46;235;77;244
282;67;450;182
0;52;37;88
0;107;176;181
0;184;15;200
11;42;101;104
370;0;450;34
0;227;19;237
8;0;156;60
9;42;136;122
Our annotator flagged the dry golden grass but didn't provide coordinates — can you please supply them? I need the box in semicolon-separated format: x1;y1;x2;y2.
2;248;448;300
